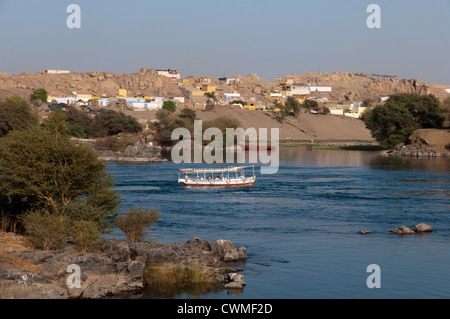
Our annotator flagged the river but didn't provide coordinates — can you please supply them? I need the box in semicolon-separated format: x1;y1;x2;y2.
106;148;450;299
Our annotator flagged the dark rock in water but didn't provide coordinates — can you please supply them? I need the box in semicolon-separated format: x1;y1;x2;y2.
359;230;373;235
390;225;415;235
412;223;433;233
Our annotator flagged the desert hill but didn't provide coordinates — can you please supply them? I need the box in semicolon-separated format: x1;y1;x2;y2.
1;69;449;105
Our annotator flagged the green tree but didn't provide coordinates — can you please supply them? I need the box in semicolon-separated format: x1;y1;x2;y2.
30;88;48;111
0;97;39;137
302;99;319;111
441;96;450;128
0;126;121;226
91;110;142;137
162;100;177;112
43;111;69;135
204;92;217;105
179;108;197;121
65;108;93;138
388;93;444;128
364;100;417;149
364;93;445;149
270;100;288;122
285;96;300;116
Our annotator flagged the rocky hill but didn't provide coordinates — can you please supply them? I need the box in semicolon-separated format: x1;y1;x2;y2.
1;69;449;105
276;72;450;103
0;68;183;100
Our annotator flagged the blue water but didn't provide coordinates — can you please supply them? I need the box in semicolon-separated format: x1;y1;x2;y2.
107;149;450;299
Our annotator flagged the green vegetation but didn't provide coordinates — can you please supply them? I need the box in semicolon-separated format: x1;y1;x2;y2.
30;88;48;104
204;92;217;105
162;100;177;112
441;96;450;128
29;88;48;111
144;264;217;288
0;117;122;251
363;93;445;149
90;109;142;137
0;97;39;137
115;207;160;243
153;108;197;146
65;108;93;138
0;95;161;252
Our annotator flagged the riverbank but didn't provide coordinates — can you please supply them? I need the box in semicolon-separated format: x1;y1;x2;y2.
0;233;247;299
388;129;450;157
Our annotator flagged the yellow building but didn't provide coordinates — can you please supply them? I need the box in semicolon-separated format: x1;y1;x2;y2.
197;84;216;93
118;89;128;97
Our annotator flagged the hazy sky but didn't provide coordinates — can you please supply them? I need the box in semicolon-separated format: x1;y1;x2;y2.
0;0;449;84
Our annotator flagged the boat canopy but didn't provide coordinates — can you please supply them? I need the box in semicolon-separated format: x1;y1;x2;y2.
179;166;246;174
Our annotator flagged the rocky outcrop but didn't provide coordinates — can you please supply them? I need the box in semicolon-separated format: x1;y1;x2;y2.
0;68;183;101
388;129;450;157
0;236;247;299
390;225;416;235
390;223;433;235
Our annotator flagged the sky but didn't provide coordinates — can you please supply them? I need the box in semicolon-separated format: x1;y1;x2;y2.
0;0;449;84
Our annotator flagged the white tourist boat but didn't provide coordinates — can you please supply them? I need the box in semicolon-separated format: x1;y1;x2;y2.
178;165;256;186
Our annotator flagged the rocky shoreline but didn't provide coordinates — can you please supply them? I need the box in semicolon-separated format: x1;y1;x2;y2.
388;129;450;158
0;234;247;299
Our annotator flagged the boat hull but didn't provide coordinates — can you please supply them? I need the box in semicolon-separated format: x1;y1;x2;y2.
178;178;255;186
184;181;255;186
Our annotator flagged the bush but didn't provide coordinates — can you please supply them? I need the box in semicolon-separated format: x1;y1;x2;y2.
68;220;101;252
154;109;196;147
115;208;160;243
91;110;142;137
162;100;177;112
0;126;121;220
65;109;92;138
22;210;67;250
0;97;39;137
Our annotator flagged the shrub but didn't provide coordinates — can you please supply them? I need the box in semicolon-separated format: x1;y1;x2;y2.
65;109;92;138
115;208;160;243
0;126;121;220
143;264;215;288
68;220;101;252
91;110;142;137
0;97;39;137
22;210;67;250
162;100;177;112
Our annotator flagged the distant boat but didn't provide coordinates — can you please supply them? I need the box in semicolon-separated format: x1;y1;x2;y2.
240;144;276;151
178;165;255;186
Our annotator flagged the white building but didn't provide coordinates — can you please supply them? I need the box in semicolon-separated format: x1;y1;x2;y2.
309;86;332;93
157;69;181;80
48;97;76;104
45;70;70;74
223;93;242;102
291;86;310;96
